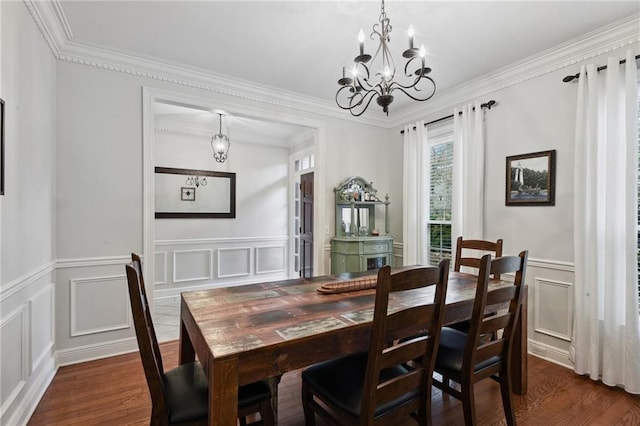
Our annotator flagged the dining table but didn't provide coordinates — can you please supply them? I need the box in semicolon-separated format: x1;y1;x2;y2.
178;268;528;426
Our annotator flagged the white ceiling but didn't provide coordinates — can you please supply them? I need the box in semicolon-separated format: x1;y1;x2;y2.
55;0;639;143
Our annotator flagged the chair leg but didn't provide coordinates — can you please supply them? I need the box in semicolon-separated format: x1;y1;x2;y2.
460;380;476;426
499;371;517;426
301;380;317;426
259;398;276;426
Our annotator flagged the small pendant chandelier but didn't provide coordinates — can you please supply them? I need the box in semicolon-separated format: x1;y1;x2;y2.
211;113;230;163
336;0;436;116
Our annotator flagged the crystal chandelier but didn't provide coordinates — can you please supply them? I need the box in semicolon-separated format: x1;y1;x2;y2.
336;0;436;116
211;113;230;163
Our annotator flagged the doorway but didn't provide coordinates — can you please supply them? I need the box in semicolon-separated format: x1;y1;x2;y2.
300;171;314;278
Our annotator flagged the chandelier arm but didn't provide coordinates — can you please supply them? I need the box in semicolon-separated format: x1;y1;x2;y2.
347;91;380;117
389;77;437;102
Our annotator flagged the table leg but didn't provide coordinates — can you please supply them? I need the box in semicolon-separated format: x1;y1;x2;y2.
209;357;238;426
179;318;195;365
512;286;528;394
267;375;282;424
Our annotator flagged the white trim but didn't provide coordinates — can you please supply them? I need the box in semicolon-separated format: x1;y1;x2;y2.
528;339;573;370
154;274;289;299
172;249;213;283
56;255;129;269
155;235;288;246
154;251;168;285
217;247;252;278
0;261;55;302
28;284;55;375
255;245;287;275
56;337;139;366
534;278;573;342
526;258;575;272
69;275;131;337
0;305;30;418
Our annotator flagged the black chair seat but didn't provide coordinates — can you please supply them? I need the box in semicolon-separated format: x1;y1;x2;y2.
302;352;418;419
435;327;501;375
164;361;272;424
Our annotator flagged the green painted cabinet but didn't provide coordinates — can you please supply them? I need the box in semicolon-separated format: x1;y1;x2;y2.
330;176;393;273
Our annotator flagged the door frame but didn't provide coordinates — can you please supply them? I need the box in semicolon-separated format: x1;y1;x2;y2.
142;87;327;302
288;147;316;277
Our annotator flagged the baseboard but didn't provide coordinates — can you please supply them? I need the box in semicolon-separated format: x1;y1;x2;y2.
0;348;57;426
56;337;139;366
528;339;573;369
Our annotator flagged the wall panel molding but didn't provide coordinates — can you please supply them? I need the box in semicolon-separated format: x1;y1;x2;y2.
0;261;55;302
0;305;29;416
255;245;286;274
156;236;289;246
154;251;168;284
56;255;129;269
28;285;55;374
534;278;573;342
218;247;252;278
69;275;131;337
173;249;213;283
56;337;138;367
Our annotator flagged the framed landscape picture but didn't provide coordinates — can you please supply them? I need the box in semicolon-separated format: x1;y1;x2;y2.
505;150;556;206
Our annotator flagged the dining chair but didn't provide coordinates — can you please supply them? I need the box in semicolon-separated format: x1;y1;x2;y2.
301;261;450;425
454;236;503;279
432;251;528;426
125;259;276;426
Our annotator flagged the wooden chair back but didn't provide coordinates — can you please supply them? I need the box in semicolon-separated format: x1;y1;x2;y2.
464;251;528;381
125;260;168;421
454;236;503;279
361;260;450;424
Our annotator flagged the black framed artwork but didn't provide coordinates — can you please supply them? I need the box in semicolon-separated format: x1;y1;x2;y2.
505;150;556;206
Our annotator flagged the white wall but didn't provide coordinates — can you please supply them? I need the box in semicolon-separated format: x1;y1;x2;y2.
390;41;639;366
53;59;391;359
0;2;57;424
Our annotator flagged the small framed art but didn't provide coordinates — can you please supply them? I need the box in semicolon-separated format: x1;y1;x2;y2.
181;186;196;201
505;150;556;206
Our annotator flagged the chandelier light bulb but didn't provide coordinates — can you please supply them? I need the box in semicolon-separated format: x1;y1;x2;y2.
408;26;415;49
419;45;426;58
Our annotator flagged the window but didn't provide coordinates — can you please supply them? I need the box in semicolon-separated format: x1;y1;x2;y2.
427;121;454;265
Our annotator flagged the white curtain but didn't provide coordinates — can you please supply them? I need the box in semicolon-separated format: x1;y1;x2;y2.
570;50;640;394
452;102;485;245
402;121;428;265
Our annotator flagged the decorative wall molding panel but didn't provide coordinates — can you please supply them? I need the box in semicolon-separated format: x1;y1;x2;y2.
534;278;573;342
173;249;213;283
255;245;286;275
69;275;131;337
0;261;55;302
56;255;130;269
154;237;290;298
154;251;168;284
28;285;55;375
217;247;251;278
0;305;29;417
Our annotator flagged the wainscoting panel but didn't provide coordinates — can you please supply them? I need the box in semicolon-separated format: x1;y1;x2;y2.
534;277;573;342
255;245;286;274
70;275;131;337
155;251;168;284
155;237;290;297
218;247;251;278
29;285;54;374
0;305;29;414
173;249;213;283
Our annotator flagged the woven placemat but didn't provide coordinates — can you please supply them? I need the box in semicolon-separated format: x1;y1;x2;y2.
317;276;377;294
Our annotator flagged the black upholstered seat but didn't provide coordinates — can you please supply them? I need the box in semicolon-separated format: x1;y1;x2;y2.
433;251;528;426
126;254;275;426
301;262;450;426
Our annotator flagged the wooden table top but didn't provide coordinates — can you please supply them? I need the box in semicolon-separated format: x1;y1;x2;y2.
180;269;513;360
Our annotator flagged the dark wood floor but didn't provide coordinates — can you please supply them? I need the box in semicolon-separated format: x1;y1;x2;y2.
29;341;639;425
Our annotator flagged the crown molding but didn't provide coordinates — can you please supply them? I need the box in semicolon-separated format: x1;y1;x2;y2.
25;1;639;130
388;13;640;128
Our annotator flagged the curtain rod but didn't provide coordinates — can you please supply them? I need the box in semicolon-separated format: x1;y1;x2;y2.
399;100;496;135
562;54;640;83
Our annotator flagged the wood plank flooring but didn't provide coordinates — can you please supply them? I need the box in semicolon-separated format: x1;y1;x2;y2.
28;341;639;425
